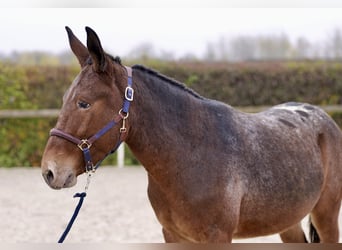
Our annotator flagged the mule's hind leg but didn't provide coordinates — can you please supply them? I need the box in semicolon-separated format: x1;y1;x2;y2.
279;223;307;242
310;194;341;242
310;132;342;242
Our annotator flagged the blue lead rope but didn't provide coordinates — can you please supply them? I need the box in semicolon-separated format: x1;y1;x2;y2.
58;138;124;243
58;192;87;243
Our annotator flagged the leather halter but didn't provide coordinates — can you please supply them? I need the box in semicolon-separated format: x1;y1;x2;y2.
49;66;134;173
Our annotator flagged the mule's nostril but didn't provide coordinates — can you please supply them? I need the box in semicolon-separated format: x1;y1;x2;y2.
45;170;54;184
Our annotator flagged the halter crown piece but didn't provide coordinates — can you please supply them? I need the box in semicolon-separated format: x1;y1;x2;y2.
50;66;134;173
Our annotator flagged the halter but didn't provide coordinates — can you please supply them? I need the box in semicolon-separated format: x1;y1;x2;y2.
49;66;134;173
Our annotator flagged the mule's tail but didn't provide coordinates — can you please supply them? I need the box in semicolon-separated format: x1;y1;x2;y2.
308;216;320;243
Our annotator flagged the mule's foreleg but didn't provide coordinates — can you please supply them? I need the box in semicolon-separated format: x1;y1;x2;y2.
161;226;234;243
279;223;308;243
162;228;180;242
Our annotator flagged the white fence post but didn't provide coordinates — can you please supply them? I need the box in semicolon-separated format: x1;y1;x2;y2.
117;143;125;168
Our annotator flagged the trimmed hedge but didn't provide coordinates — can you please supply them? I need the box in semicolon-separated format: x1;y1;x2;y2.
156;60;342;106
2;60;342;167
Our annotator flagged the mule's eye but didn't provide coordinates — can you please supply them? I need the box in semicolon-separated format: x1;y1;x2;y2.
77;100;91;109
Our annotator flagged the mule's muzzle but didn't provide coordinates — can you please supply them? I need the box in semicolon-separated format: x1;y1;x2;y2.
42;161;77;189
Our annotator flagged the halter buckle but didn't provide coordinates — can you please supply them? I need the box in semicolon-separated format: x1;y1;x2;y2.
125;86;134;102
78;139;92;151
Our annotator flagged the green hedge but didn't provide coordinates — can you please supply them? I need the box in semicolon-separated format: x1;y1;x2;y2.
2;60;342;167
155;60;342;106
0;117;139;167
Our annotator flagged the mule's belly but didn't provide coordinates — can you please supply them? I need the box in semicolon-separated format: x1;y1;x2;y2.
234;198;317;239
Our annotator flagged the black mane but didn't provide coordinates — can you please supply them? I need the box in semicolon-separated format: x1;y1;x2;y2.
87;53;122;65
132;64;204;100
108;54;122;64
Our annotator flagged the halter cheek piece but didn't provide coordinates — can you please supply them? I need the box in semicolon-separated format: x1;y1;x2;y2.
49;66;134;173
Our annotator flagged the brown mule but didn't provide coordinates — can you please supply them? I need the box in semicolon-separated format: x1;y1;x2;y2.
41;27;342;243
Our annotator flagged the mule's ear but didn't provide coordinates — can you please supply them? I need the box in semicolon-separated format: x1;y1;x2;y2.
85;26;107;72
65;26;89;67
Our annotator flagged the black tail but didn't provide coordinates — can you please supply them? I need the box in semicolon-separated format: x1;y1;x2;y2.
309;216;320;243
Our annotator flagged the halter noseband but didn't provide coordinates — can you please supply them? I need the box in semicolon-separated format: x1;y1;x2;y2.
49;66;134;173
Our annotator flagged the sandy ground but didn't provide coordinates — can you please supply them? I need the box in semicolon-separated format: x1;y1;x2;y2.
0;167;340;243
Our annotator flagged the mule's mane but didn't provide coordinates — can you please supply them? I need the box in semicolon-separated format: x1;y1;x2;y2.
87;53;122;65
89;54;203;99
132;64;204;100
108;54;122;64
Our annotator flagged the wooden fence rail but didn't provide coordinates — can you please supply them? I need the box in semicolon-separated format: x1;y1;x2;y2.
2;106;342;168
0;109;127;168
0;109;60;118
1;105;342;119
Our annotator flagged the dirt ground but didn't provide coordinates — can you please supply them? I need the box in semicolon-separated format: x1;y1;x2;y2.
0;167;340;243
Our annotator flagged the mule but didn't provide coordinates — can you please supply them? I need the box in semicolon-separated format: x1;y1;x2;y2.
41;26;342;243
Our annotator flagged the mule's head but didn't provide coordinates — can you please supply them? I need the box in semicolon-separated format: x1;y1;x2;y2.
41;27;130;189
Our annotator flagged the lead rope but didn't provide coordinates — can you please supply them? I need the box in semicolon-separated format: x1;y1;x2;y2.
58;173;92;243
57;135;125;243
57;124;126;243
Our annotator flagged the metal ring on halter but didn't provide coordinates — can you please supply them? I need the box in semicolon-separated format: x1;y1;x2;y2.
118;109;129;119
77;139;92;151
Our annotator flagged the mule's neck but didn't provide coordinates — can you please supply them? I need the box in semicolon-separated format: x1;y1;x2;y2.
125;65;207;176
